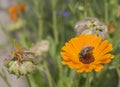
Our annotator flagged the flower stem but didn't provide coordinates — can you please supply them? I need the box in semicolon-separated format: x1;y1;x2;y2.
0;73;11;87
69;71;78;87
38;17;43;41
43;60;53;87
52;0;59;45
84;0;88;18
0;22;14;43
34;0;44;41
25;75;32;87
117;68;120;87
85;73;91;87
4;79;11;87
38;0;44;41
104;0;108;24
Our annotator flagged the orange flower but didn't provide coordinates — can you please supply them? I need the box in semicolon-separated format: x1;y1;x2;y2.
8;5;18;14
108;21;114;32
8;3;26;21
10;14;18;21
19;3;26;12
61;34;114;72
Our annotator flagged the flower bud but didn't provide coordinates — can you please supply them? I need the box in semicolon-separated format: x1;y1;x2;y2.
9;19;26;31
4;43;36;77
75;17;108;39
5;59;36;77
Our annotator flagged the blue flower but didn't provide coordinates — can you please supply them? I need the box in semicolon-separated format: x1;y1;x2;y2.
56;10;70;17
63;11;70;17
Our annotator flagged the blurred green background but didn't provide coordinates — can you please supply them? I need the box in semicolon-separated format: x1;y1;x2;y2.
0;0;120;87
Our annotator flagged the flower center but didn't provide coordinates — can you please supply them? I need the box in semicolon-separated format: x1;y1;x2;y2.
11;48;24;62
79;46;95;64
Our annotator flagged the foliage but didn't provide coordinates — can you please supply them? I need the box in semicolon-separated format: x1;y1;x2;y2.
0;0;120;87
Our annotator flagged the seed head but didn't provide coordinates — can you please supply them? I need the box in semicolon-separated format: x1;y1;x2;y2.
75;17;108;39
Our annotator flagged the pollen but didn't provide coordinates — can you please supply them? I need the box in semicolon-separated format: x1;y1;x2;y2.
79;52;95;64
11;46;23;62
79;46;95;64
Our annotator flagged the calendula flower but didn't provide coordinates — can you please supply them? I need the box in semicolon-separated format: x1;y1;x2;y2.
61;34;114;72
8;5;18;14
4;42;36;77
8;3;26;21
8;7;18;21
75;17;108;39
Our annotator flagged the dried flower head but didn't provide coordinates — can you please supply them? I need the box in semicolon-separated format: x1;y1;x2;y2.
4;41;36;77
30;40;50;56
75;17;108;39
61;34;114;72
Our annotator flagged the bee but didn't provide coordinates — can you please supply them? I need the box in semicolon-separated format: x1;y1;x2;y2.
79;46;94;64
79;46;94;57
